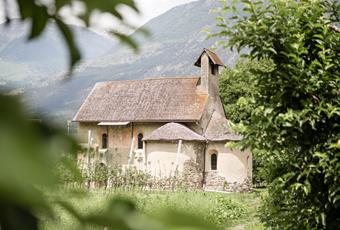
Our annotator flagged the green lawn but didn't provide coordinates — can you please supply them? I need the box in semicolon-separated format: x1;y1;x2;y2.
41;189;265;230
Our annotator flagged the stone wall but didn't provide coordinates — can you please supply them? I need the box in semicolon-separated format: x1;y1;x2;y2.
204;171;225;191
225;177;252;192
204;171;252;192
181;141;205;189
182;160;203;189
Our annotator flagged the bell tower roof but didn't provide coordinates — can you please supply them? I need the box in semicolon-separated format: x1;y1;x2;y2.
194;48;224;67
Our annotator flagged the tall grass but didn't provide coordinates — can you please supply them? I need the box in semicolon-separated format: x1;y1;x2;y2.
40;189;263;230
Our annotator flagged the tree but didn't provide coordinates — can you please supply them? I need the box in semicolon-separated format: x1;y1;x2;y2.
219;61;254;124
213;0;340;229
220;59;274;124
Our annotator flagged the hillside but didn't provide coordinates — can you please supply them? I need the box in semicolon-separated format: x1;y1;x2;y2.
0;20;115;90
0;0;239;123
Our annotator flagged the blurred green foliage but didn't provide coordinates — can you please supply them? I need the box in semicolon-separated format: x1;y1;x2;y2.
214;0;340;229
0;95;76;229
2;0;148;72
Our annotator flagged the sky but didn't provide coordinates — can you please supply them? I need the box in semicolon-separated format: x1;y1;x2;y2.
88;0;197;34
0;0;196;33
128;0;196;27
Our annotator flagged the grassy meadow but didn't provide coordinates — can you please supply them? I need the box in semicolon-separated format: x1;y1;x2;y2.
40;189;265;230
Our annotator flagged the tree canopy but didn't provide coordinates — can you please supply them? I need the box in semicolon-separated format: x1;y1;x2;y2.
214;0;340;228
219;59;274;124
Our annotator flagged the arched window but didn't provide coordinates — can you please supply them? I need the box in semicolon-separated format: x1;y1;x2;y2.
137;133;143;149
211;153;217;170
102;133;108;149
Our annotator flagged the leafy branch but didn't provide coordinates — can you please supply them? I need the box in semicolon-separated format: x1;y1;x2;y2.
2;0;146;73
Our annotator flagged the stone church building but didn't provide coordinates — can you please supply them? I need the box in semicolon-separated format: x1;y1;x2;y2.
73;49;252;191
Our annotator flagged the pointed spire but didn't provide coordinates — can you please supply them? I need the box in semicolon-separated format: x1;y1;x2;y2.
194;48;224;67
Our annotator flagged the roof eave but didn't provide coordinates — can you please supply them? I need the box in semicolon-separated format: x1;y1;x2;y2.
206;137;243;142
72;83;99;122
73;119;201;123
193;48;225;67
144;138;207;142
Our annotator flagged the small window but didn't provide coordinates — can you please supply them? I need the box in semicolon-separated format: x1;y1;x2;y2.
102;133;108;149
211;153;217;170
137;133;143;149
211;65;218;75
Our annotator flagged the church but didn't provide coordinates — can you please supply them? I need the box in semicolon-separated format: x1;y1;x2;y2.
73;49;252;192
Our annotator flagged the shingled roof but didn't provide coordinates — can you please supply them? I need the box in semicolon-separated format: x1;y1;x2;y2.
194;49;225;67
143;123;206;142
73;77;208;122
205;112;242;141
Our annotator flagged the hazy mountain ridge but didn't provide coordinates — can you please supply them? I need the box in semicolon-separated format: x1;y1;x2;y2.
0;21;116;89
0;0;239;123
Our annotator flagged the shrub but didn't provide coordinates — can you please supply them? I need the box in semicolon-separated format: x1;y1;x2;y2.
208;196;246;227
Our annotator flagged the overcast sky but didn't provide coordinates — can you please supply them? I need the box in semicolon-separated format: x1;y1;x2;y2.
132;0;196;26
0;0;196;33
89;0;196;34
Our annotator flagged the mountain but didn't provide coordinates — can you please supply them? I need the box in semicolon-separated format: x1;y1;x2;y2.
0;20;115;90
0;0;239;123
